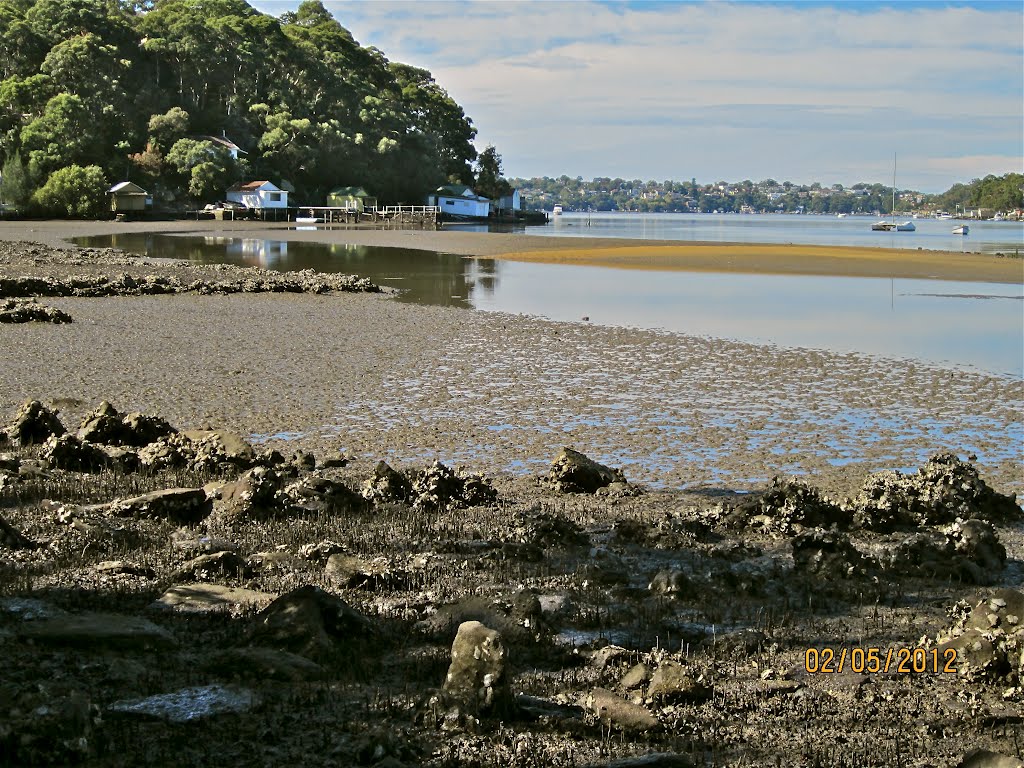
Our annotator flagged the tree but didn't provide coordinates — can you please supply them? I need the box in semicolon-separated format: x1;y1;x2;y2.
165;137;234;201
0;149;28;205
31;163;106;217
147;106;189;152
474;144;511;201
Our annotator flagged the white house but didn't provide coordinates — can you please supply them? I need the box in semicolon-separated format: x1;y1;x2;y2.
426;185;490;219
193;133;246;161
226;180;288;209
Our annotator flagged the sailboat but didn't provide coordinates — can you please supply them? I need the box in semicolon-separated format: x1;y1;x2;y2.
872;154;915;232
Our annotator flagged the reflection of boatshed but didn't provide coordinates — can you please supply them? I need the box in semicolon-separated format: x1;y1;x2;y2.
108;181;151;212
326;186;376;212
226;180;288;209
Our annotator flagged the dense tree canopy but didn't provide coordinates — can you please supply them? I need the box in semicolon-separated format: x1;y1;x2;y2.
0;0;479;210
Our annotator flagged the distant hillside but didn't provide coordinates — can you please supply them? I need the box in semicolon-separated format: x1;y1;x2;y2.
509;173;1023;216
0;0;478;214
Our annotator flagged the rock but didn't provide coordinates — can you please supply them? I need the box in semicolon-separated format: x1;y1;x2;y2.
40;434;110;472
107;487;212;524
181;429;256;467
731;477;850;534
297;540;346;562
511;589;543;630
936;589;1024;681
107;685;256;723
0;297;72;323
325;553;409;590
515;511;589;548
585;688;659;732
172;551;250;581
0;690;94;765
6;399;65;446
248;585;373;659
649;569;688;596
885;520;1006;584
75;401;127;445
361;460;413;504
170;531;239;557
201;647;324;682
0;513;35;549
151;583;276;614
441;620;512;717
619;662;651;691
955;749;1024;768
851;453;1021;531
212;467;289;522
16;612;176;650
791;528;867;577
646;660;711;703
945;518;1007;574
284;474;366;514
94;560;156;578
548;447;626;494
413;460;497;511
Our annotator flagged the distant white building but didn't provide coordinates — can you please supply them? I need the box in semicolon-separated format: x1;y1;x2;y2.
193;133;246;161
427;184;490;219
226;180;288;209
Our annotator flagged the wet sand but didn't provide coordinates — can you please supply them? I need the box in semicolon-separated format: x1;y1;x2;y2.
1;219;1021;284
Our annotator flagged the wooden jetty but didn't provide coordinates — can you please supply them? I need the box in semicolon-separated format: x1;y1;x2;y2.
188;204;439;228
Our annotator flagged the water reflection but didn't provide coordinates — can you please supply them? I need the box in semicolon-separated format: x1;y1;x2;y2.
75;233;1022;376
87;233;496;309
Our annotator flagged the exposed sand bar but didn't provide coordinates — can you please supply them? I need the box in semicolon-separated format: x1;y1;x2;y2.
1;220;1020;284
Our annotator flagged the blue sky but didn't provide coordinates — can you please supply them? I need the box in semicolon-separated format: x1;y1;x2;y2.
251;1;1024;192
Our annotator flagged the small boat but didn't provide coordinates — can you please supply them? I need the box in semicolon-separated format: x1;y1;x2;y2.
895;221;916;231
552;205;563;216
952;225;969;235
871;221;895;231
836;212;847;218
872;154;914;232
935;211;953;220
295;209;323;225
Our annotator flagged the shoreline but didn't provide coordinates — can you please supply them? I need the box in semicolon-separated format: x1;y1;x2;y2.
1;219;1021;284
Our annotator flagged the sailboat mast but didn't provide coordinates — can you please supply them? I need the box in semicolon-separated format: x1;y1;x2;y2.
892;152;897;220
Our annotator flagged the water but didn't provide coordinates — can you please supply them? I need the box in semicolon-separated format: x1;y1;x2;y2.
457;211;1024;255
76;232;1023;378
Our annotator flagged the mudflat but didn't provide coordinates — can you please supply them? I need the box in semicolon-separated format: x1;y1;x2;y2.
0;223;1022;767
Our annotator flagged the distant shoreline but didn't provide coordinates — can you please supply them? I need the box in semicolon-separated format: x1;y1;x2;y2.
0;218;1021;284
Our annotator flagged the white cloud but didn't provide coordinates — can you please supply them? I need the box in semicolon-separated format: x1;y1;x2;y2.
251;1;1024;191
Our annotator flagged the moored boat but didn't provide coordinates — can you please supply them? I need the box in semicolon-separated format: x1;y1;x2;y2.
895;221;916;231
952;224;969;235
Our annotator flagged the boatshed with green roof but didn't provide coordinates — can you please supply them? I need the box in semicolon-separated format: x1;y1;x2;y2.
327;186;376;211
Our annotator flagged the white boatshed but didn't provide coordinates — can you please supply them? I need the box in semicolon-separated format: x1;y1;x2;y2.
427;185;490;219
226;180;288;209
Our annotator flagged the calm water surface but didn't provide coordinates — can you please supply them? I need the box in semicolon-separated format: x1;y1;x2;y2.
77;232;1023;378
458;211;1024;255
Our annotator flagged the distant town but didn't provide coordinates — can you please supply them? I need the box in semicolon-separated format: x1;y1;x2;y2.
509;174;1024;219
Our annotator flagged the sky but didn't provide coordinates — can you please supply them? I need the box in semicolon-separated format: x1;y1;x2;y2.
250;0;1024;193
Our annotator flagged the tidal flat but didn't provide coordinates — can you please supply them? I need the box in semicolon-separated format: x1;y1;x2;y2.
0;228;1022;767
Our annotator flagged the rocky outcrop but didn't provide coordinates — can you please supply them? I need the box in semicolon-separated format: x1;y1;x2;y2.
791;529;867;577
934;589;1024;682
0;269;380;299
729;477;850;534
0;297;72;323
548;447;626;493
424;620;514;729
361;459;497;511
247;585;374;660
851;453;1021;531
4;399;65;445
